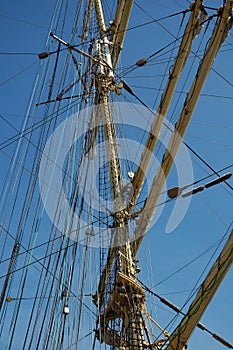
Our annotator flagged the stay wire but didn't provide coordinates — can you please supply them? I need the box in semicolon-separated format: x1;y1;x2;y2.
1;17;230;157
119;6;231;93
64;330;93;349
152;4;186;113
0;178;231;332
129;84;233;101
138;272;233;349
1;0;232;266
120;82;233;193
0;61;38;88
1;161;230;265
155;221;233;343
0;115;107;225
0;97;82;151
152;221;233;289
0;228;96;316
0;8;189;59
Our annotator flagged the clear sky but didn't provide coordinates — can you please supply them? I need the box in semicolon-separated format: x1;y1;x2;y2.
0;1;232;349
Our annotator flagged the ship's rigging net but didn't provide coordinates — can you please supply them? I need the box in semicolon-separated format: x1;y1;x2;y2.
0;1;233;349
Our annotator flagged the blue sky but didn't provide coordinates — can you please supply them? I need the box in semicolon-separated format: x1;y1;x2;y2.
0;1;232;349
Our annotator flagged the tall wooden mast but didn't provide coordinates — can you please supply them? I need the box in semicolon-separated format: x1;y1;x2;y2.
92;1;147;348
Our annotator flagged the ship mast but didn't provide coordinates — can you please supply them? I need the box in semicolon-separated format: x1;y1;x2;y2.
92;2;205;348
87;0;233;348
93;1;147;348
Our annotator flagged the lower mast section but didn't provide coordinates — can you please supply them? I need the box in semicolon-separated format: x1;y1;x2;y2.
94;266;147;349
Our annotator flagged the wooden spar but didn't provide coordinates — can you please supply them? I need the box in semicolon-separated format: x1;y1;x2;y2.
131;0;205;204
50;32;106;66
131;0;233;257
110;0;134;70
164;229;233;350
81;0;93;42
109;0;125;44
94;0;107;37
0;243;19;312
